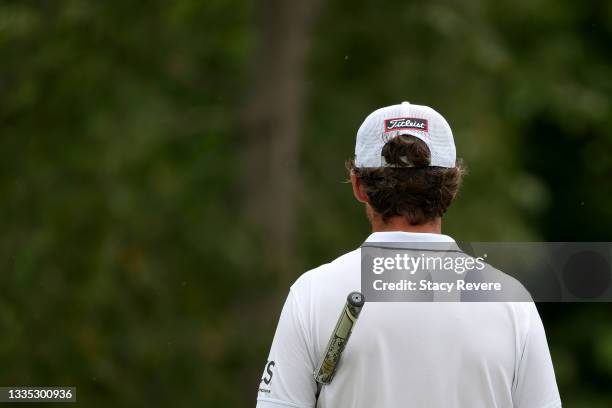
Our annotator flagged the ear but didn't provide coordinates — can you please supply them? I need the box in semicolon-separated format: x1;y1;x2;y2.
351;172;369;204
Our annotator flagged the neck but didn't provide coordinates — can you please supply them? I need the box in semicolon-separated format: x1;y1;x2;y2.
368;209;442;234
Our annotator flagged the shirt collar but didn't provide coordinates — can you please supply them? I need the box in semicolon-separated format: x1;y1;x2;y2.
365;231;455;243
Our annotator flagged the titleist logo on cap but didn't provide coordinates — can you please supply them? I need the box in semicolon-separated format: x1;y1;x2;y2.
384;117;428;132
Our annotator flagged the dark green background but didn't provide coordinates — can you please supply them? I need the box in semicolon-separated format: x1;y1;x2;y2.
1;0;611;406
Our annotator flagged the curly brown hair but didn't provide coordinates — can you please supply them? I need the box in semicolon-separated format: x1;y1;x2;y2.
347;135;465;225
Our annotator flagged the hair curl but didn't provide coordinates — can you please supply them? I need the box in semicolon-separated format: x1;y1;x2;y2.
347;135;465;225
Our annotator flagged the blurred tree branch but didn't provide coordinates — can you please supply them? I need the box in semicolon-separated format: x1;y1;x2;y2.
241;0;324;281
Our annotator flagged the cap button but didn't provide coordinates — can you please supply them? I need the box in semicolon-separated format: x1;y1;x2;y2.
401;101;410;105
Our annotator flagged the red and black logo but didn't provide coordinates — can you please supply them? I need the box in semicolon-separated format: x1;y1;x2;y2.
384;117;428;132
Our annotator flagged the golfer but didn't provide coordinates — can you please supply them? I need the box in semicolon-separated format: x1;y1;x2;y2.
256;102;561;407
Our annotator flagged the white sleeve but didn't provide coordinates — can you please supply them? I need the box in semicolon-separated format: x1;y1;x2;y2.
512;303;562;408
256;289;317;408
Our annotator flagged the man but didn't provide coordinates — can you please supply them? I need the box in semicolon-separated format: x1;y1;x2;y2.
256;102;561;407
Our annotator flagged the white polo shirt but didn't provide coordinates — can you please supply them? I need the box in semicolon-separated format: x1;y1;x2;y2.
257;232;561;408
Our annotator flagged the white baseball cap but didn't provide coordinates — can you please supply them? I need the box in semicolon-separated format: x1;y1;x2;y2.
355;101;456;168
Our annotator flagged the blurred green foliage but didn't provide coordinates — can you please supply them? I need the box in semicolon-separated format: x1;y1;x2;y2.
0;0;611;406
